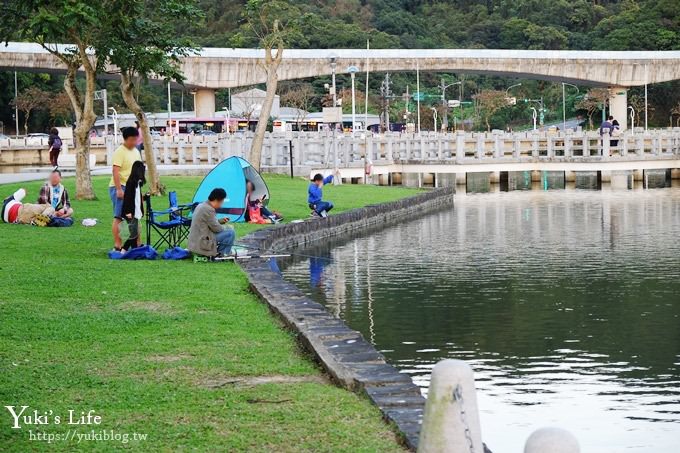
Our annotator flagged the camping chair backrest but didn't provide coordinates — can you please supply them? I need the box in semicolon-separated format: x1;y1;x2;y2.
168;191;179;221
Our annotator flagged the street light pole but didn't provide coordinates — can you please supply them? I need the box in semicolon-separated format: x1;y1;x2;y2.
530;107;538;131
167;81;172;135
348;66;359;133
440;78;462;132
416;61;421;134
629;106;635;134
330;57;337;107
109;107;119;144
223;107;230;134
14;71;19;138
561;82;579;131
431;107;438;132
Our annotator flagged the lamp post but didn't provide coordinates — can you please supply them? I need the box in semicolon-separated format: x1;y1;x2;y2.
506;83;522;95
628;105;635;135
440;79;462;132
167;81;173;136
14;71;19;138
530;107;538;131
561;82;579;131
431;107;438;132
222;107;230;134
94;89;108;136
348;66;359;133
329;56;337;107
109;107;119;144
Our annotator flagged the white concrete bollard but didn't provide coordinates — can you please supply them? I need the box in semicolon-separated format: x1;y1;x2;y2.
418;360;483;453
524;427;580;453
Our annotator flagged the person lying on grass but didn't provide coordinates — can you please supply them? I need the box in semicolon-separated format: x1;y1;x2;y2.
308;173;334;218
2;188;55;227
37;169;73;222
120;161;146;252
245;180;282;224
187;188;235;258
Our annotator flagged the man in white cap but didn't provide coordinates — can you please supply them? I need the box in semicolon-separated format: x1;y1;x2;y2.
2;188;55;226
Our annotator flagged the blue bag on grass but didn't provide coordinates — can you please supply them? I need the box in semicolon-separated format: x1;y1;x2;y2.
108;245;158;260
162;247;191;260
48;217;74;227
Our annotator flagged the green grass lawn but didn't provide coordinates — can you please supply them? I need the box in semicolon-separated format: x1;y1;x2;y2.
0;174;417;452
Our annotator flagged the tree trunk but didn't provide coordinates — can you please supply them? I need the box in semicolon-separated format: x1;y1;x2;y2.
23;111;30;136
120;72;164;195
250;47;282;171
63;59;95;200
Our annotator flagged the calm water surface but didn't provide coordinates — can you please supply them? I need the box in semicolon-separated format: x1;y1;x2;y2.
282;186;680;453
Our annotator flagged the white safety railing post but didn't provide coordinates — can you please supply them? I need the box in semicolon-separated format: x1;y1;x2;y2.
418;360;484;453
524;427;580;453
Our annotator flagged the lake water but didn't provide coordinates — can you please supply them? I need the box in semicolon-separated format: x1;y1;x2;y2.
281;186;680;453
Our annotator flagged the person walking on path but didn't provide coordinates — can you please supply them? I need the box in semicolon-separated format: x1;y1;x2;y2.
109;127;142;251
47;128;62;167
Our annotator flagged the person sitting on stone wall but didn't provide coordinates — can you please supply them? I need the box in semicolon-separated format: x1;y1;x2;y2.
2;188;54;227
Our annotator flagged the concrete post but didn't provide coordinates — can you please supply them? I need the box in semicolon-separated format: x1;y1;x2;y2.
418;360;483;453
602;132;610;158
207;142;213;165
192;141;199;164
194;89;216;118
564;134;571;158
476;134;484;159
163;141;170;164
106;138;114;165
513;136;521;158
456;132;465;163
177;142;185;164
608;87;628;130
524;427;580;453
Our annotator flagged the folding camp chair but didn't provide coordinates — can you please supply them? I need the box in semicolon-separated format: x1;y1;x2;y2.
145;192;194;249
168;191;192;245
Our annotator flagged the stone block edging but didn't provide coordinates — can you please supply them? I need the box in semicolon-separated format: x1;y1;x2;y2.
237;187;455;450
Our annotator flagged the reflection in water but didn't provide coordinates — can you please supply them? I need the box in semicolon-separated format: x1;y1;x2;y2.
282;186;680;453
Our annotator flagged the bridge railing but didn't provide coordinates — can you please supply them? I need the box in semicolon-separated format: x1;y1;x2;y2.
98;128;680;171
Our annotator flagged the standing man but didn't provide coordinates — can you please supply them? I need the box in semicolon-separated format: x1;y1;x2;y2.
187;188;235;258
110;127;142;251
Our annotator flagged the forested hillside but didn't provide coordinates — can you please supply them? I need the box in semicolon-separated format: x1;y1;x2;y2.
2;0;680;134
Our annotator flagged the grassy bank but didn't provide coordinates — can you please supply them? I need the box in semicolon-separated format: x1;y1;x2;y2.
0;174;417;452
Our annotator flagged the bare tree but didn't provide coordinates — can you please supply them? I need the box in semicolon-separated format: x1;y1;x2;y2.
241;0;305;170
13;87;49;135
49;92;74;126
233;89;263;128
281;84;315;131
576;88;609;130
473;89;509;132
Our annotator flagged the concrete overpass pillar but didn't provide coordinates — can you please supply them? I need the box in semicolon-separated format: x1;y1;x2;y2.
609;87;628;130
194;89;216;118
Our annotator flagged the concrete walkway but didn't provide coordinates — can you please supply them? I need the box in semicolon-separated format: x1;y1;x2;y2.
0;165;214;185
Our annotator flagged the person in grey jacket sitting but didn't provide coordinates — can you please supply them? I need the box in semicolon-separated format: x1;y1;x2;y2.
187;188;235;257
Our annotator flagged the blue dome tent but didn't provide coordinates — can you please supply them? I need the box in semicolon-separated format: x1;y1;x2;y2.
192;156;270;222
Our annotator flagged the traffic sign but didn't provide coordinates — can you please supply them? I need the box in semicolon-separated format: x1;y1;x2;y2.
412;92;425;101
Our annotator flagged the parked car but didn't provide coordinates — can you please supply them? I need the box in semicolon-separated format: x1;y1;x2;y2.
198;130;217;136
25;133;50;146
